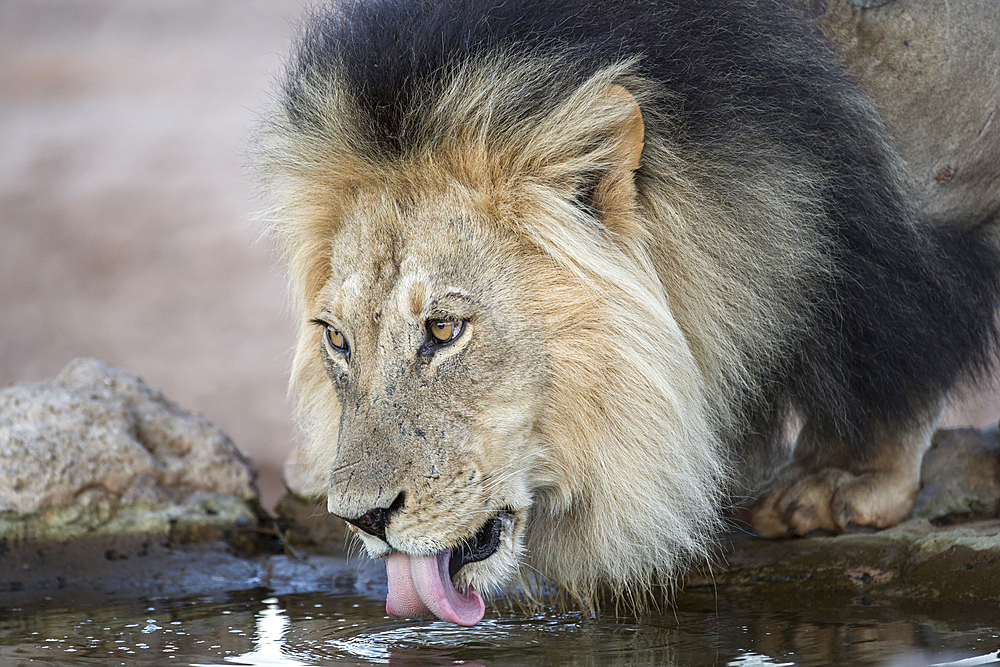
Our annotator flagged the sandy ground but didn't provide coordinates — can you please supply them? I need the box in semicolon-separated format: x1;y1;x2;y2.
2;0;997;512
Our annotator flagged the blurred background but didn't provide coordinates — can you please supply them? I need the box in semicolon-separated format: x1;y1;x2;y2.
2;0;997;513
1;1;304;509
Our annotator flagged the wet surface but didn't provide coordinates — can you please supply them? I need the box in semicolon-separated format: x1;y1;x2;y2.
2;581;999;666
2;3;1000;663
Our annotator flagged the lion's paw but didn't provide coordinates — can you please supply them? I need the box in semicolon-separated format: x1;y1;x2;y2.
749;468;918;538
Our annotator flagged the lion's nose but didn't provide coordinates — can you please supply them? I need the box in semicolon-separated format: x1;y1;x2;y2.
337;492;404;542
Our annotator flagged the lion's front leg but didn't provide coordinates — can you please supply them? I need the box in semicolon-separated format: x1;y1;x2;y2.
749;408;940;538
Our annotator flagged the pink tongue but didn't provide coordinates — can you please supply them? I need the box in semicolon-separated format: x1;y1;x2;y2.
385;550;485;626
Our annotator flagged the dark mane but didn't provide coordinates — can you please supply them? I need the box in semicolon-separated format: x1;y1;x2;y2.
286;0;841;158
282;0;1000;455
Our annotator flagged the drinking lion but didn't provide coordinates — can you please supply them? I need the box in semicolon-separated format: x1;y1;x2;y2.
256;0;1000;625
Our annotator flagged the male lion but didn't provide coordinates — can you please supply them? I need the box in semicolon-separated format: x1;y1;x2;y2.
257;0;1000;625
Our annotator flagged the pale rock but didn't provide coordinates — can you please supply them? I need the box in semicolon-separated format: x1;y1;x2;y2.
0;358;260;542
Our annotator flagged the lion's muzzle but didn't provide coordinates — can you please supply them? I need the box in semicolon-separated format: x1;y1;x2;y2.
383;509;513;626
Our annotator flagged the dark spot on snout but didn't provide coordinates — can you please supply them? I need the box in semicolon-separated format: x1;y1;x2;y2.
338;492;405;542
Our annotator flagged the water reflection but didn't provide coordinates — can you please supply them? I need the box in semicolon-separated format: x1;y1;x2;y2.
193;597;309;667
215;593;1000;667
728;654;795;666
0;587;998;666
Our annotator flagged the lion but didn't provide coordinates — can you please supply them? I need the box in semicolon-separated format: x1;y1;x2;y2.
800;0;1000;229
255;0;1000;626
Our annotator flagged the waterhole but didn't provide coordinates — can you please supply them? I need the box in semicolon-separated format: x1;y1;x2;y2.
2;584;998;666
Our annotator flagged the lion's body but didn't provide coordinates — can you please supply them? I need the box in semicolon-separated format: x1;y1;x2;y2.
258;0;1000;623
804;0;1000;229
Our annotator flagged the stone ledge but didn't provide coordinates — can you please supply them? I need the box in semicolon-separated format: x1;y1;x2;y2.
687;519;1000;604
0;494;263;544
0;534;383;609
686;426;1000;606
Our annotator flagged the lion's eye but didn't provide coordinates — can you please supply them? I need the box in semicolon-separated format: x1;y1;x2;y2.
325;326;349;356
428;319;464;345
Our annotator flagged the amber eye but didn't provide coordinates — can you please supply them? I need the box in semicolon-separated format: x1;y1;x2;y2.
428;319;464;345
325;327;349;355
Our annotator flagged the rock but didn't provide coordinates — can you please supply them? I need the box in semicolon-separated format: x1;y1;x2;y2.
695;427;1000;605
688;518;1000;605
846;0;895;8
274;444;351;553
0;358;265;544
913;428;1000;522
274;492;351;554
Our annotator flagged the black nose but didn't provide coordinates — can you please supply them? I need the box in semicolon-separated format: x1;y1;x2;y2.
338;493;404;542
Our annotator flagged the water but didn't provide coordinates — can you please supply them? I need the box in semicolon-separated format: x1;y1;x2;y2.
2;586;998;666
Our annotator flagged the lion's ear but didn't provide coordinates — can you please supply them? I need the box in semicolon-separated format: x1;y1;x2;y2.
605;84;644;172
584;85;644;230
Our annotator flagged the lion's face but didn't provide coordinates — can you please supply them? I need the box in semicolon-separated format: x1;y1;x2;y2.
276;74;727;625
308;184;550;619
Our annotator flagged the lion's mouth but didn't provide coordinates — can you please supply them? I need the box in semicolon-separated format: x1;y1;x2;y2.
449;509;508;577
384;509;513;626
